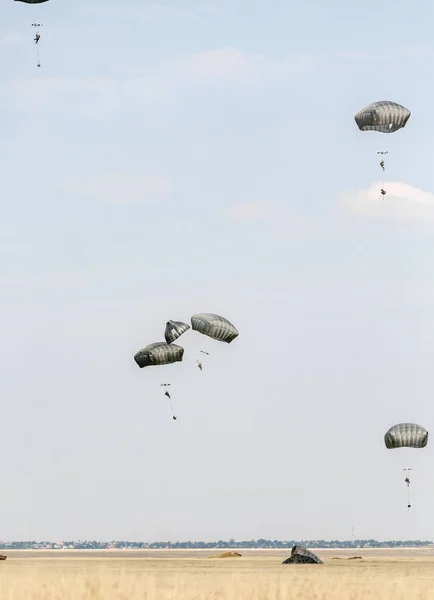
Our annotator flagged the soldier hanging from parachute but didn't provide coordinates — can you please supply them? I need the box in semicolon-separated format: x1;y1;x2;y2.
403;468;412;509
14;0;49;67
196;350;210;371
377;150;388;199
160;384;177;420
134;342;184;422
31;22;43;67
384;423;428;509
133;314;239;420
354;101;411;199
164;314;238;371
191;314;238;370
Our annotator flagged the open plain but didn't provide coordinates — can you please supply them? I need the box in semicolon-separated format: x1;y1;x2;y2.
1;548;434;599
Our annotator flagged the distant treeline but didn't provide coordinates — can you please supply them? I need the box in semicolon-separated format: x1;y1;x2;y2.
0;539;431;550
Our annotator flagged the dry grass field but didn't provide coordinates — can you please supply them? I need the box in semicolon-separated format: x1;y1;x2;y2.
0;549;434;599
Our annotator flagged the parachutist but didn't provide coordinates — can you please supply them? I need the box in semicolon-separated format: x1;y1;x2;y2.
34;33;40;44
197;360;203;371
172;416;177;421
380;160;385;170
380;189;386;196
385;426;426;509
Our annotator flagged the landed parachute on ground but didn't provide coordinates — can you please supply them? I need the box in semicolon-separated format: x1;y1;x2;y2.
354;101;411;133
164;320;190;344
191;313;239;344
282;546;323;565
384;423;428;449
134;342;184;368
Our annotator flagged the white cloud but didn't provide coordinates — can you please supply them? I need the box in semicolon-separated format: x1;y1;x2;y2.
342;181;434;223
3;47;314;117
336;45;434;63
197;2;223;15
63;173;172;204
229;200;276;221
228;200;314;238
1;31;27;47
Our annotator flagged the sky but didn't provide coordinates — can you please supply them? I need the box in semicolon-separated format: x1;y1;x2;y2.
1;0;434;543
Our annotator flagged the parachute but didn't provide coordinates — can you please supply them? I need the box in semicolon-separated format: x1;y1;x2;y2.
164;320;190;344
134;344;183;420
133;313;238;418
31;22;43;66
384;423;428;509
355;101;411;198
354;101;411;133
160;383;177;420
191;313;239;344
134;342;184;368
282;546;323;565
15;0;48;66
384;423;428;449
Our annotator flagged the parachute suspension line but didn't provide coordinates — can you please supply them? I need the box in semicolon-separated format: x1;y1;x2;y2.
32;22;42;68
167;398;177;421
160;384;177;421
196;351;209;371
403;468;412;509
377;150;388;200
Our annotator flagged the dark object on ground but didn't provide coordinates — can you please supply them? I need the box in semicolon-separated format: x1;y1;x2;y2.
348;556;363;560
211;551;242;558
282;546;323;564
0;555;6;561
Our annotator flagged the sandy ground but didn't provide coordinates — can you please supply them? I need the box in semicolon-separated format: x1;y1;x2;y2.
1;549;434;599
2;546;434;559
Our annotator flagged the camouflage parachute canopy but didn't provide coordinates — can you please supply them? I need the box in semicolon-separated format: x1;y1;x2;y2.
191;313;239;343
134;342;184;369
164;320;190;344
282;546;323;565
354;101;411;133
384;423;428;449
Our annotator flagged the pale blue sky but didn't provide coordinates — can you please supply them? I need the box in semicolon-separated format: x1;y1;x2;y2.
2;0;434;543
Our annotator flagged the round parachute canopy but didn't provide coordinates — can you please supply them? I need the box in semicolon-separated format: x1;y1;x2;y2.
282;546;323;565
354;101;411;133
384;423;428;449
15;0;49;3
191;313;239;343
164;320;190;344
134;342;184;369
